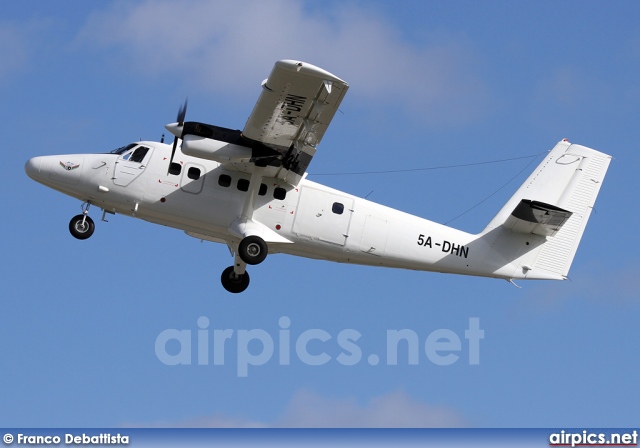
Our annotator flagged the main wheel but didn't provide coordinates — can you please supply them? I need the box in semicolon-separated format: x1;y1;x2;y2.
69;214;95;240
238;235;268;265
221;266;250;293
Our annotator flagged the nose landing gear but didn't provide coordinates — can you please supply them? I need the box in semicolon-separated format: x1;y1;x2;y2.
69;202;95;240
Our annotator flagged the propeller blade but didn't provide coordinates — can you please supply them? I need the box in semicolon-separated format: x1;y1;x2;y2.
177;98;188;125
168;136;179;174
167;98;188;175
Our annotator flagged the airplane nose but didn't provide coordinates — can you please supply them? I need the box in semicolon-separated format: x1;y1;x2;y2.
25;157;43;180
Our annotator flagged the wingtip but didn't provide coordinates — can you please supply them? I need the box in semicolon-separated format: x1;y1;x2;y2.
275;60;347;84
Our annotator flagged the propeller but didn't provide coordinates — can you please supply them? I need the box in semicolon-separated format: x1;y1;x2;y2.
165;98;188;175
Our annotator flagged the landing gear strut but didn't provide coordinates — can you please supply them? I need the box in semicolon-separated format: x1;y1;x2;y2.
69;202;95;240
221;166;269;293
220;238;264;293
221;266;250;293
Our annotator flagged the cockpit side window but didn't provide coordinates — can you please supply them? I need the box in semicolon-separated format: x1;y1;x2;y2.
110;143;137;155
129;146;149;163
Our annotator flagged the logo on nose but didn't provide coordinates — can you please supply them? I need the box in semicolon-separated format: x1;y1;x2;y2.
60;161;80;171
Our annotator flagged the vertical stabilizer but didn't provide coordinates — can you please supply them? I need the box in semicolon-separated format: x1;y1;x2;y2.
485;140;611;280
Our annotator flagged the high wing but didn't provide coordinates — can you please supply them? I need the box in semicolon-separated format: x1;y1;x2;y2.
240;60;349;184
169;60;348;186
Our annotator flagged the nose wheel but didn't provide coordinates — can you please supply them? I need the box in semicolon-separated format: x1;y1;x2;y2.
69;214;95;240
69;202;95;240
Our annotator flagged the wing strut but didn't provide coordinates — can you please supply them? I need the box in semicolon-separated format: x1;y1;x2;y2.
227;167;291;247
240;167;266;222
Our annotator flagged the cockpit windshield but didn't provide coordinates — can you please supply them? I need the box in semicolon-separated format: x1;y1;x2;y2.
110;143;138;155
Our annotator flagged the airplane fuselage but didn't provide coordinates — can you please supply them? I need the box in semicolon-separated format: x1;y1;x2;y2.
25;141;534;283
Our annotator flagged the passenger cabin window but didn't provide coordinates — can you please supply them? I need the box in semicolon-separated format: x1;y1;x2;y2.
259;183;267;196
218;174;231;187
332;202;344;214
237;179;250;192
274;187;286;200
187;167;201;180
168;163;181;176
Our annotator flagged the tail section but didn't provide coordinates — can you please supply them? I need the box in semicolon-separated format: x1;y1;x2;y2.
484;140;611;280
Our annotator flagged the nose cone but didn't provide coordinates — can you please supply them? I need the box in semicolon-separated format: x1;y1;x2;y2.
25;157;43;181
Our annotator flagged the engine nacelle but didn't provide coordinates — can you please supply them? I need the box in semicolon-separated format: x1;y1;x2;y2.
181;134;252;163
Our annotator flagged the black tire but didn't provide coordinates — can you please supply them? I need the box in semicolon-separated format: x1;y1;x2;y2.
69;214;95;240
220;266;250;293
238;235;268;265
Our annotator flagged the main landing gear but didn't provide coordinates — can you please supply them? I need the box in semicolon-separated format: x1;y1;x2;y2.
220;235;268;293
69;202;95;240
238;235;268;265
221;266;251;294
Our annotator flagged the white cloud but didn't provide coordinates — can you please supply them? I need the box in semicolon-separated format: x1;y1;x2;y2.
0;22;30;80
134;414;268;428
569;263;638;305
76;0;491;126
130;390;466;428
276;389;466;428
532;66;614;110
0;16;61;87
510;262;640;318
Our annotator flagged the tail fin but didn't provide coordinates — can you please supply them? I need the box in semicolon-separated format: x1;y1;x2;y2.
485;140;611;280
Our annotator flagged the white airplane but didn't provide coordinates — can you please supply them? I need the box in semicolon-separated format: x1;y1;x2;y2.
25;60;611;293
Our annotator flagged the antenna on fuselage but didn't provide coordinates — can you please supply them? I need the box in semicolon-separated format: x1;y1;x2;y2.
161;133;165;143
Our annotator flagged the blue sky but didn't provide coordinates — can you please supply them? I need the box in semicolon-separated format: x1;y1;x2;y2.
1;0;639;428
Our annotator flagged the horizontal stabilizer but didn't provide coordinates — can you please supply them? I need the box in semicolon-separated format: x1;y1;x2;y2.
503;199;572;237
